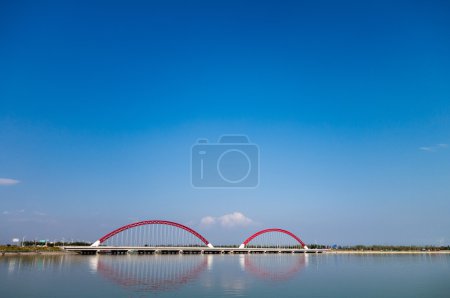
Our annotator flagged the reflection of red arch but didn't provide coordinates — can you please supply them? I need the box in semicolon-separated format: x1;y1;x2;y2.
244;255;306;281
241;228;306;248
97;257;208;292
94;220;212;247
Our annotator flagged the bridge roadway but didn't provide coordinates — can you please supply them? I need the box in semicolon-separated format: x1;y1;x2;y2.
64;246;328;255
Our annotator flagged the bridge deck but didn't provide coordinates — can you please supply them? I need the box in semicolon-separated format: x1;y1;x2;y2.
64;246;328;255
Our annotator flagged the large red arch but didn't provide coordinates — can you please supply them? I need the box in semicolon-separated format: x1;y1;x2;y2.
240;228;306;248
93;220;212;247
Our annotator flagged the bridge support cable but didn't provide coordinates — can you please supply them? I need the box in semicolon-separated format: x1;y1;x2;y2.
91;220;214;248
239;228;308;249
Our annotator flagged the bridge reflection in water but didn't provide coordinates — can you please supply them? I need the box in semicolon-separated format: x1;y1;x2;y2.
93;255;208;292
2;254;309;294
90;254;308;293
242;254;308;281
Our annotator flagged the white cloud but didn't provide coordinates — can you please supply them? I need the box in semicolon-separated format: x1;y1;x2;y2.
201;212;253;228
1;210;26;215
419;146;434;152
218;212;253;227
419;143;448;153
200;216;216;225
0;178;20;186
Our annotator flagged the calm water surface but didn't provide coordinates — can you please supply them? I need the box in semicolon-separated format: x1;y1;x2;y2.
1;253;449;297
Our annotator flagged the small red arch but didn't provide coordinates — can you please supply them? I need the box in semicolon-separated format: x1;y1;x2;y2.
241;228;306;248
96;220;211;247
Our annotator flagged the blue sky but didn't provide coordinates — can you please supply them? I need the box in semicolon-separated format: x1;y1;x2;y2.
1;0;450;245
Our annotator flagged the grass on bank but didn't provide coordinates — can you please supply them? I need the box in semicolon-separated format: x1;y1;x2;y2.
0;245;62;252
334;245;450;251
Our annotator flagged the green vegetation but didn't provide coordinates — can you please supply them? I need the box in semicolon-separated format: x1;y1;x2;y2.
306;244;329;249
335;245;450;251
0;245;62;252
1;241;92;253
21;241;92;247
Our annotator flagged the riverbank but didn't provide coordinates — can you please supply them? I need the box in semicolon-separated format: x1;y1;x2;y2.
331;250;450;254
0;251;71;256
0;246;71;256
2;249;450;256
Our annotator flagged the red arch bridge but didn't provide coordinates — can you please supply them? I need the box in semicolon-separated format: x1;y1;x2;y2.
65;220;328;254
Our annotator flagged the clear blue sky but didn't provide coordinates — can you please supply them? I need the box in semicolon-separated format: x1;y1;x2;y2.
1;0;449;245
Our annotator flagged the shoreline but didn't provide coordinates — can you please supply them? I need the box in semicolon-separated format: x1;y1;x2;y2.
1;251;73;256
2;250;450;256
330;250;450;254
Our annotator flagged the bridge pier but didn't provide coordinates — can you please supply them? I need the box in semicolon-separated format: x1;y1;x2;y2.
137;250;154;254
80;250;96;255
64;246;328;255
110;250;127;255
